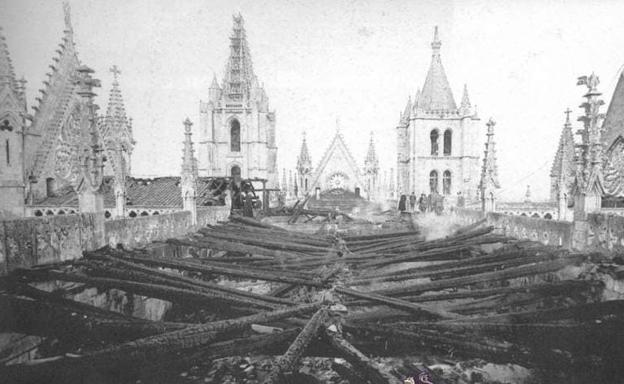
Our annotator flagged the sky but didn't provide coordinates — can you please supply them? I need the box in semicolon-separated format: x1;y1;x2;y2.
2;0;624;201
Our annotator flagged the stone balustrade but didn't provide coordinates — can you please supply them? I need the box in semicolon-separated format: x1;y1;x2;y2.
0;206;230;276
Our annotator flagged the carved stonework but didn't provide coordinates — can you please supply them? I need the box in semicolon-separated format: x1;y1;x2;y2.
603;136;624;197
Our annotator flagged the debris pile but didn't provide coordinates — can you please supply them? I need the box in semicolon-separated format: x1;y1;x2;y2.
1;213;623;383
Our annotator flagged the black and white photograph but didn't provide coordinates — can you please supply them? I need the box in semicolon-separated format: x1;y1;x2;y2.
1;0;624;383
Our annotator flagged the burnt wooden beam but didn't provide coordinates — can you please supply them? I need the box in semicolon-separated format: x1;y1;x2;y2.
122;254;326;288
263;307;328;383
323;328;399;384
370;254;588;297
335;287;461;320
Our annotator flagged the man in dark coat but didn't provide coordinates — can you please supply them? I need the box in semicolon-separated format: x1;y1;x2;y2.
409;192;417;212
243;192;254;217
398;194;407;213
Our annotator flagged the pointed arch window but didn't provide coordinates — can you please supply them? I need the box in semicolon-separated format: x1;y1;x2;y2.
443;170;451;195
5;139;9;165
230;119;241;152
429;170;438;193
430;130;439;156
443;129;452;156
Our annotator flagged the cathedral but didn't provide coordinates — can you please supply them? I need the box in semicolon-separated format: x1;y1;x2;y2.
197;14;278;187
0;4;134;219
396;27;481;205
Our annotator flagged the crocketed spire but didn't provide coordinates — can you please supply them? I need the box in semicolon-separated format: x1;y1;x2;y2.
479;118;501;193
418;26;457;112
181;117;198;187
364;132;379;170
550;108;576;201
223;14;257;100
296;132;312;174
103;66;133;142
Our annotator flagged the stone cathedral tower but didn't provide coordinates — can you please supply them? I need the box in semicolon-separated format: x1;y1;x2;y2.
396;27;481;204
197;14;278;187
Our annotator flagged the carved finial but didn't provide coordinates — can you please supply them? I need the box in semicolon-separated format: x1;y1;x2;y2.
183;117;193;133
486;118;496;134
431;26;441;54
63;2;73;32
564;108;572;125
110;65;121;84
577;72;601;95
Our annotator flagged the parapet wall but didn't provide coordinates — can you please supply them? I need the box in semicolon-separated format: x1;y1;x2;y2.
454;208;574;248
0;207;230;276
454;209;624;254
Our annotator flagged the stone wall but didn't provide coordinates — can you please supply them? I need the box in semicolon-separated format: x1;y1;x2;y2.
454;208;574;248
0;207;230;276
0;213;100;276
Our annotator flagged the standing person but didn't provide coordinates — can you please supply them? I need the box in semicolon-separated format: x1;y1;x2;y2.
243;192;254;217
224;189;232;214
418;193;426;213
409;192;417;212
457;191;465;208
398;194;407;213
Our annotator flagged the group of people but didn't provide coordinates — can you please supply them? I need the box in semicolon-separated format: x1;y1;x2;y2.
398;191;445;215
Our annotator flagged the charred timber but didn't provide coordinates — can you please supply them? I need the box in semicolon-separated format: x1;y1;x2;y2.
263;308;328;384
121;254;327;288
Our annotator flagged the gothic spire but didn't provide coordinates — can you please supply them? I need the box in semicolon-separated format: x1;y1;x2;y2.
550;108;576;186
210;73;220;89
419;26;457;112
181;117;198;186
223;13;256;100
460;84;471;111
104;65;132;141
296;131;312;173
479;118;501;193
364;132;379;172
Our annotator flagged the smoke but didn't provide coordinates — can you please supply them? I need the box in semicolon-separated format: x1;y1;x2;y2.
413;212;465;241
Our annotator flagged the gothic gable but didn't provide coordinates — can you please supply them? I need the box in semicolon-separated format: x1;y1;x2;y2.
308;131;365;193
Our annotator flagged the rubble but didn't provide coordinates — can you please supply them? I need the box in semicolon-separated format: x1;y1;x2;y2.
1;212;624;383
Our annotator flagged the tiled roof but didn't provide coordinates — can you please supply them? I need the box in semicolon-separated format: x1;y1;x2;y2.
32;176;225;208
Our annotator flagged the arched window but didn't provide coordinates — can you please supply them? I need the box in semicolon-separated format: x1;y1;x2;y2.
46;210;54;216
429;170;438;193
304;178;308;191
46;178;56;197
129;211;137;218
5;139;9;165
140;211;149;216
443;129;452;156
443;170;451;195
231;165;241;178
104;211;111;219
34;210;43;217
430;130;439;156
230;119;241;152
